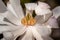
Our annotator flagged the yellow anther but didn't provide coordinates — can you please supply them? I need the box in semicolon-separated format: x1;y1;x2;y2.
28;18;36;26
21;17;28;26
21;13;36;26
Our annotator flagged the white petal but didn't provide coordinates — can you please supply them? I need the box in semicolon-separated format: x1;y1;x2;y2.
0;21;23;33
0;11;8;21
5;11;21;25
25;3;37;10
52;6;60;18
35;1;52;15
21;27;33;40
35;12;52;24
38;1;50;9
0;14;4;21
34;24;51;37
3;32;14;40
9;0;24;19
34;24;53;40
0;26;14;33
7;2;19;18
35;6;52;15
10;0;20;6
13;26;26;40
0;0;7;21
46;16;59;28
31;27;43;40
0;0;7;13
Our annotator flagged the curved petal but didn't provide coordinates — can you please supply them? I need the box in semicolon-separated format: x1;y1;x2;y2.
35;6;52;15
0;11;8;21
7;2;19;18
5;11;21;25
33;24;53;40
35;1;51;15
52;6;60;18
21;27;33;40
34;24;51;37
3;32;14;40
0;14;5;21
25;3;37;10
31;27;43;40
25;3;37;16
0;21;23;33
38;1;50;9
0;0;7;21
46;16;59;28
0;1;20;25
13;26;26;40
35;12;52;24
35;2;52;24
35;15;45;24
0;25;15;33
9;0;24;19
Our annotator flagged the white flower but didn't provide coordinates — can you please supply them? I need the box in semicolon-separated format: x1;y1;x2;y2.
0;0;58;40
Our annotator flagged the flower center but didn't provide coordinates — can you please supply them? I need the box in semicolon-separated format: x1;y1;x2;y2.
21;13;36;26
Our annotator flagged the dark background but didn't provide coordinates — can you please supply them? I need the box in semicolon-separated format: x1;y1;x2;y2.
2;0;60;9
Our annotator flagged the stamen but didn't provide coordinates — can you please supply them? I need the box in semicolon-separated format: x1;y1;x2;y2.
21;13;36;26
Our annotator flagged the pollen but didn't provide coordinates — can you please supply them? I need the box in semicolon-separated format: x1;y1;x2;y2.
21;13;36;26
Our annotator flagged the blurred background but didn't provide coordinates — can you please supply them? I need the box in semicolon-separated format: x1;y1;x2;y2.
2;0;60;9
1;0;60;40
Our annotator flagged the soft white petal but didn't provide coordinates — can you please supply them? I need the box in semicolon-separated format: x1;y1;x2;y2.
0;21;23;33
0;0;8;21
25;3;37;10
9;0;24;19
0;20;11;24
9;0;20;6
31;27;43;40
13;26;26;40
46;16;59;28
34;24;51;37
38;1;50;9
5;11;21;25
0;26;14;33
0;11;8;21
35;2;52;24
0;14;4;21
33;24;53;40
21;27;33;40
52;6;60;18
3;32;14;40
35;15;45;24
35;6;52;15
7;2;19;18
35;12;52;24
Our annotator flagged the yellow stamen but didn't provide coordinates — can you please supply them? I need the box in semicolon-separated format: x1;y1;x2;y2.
21;13;36;26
